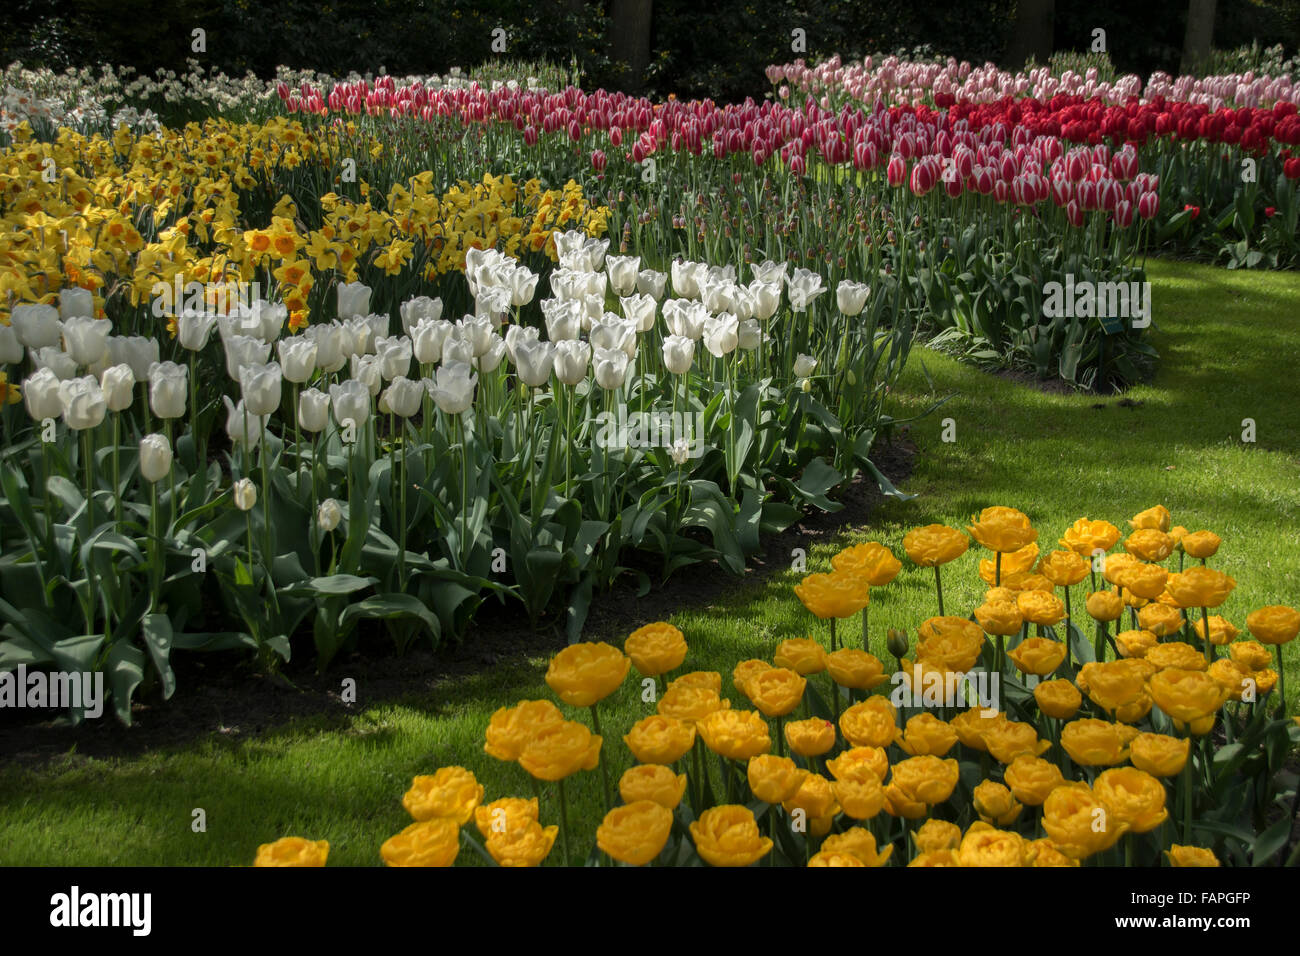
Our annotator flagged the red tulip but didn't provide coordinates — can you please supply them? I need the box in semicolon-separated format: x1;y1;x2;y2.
1065;199;1085;227
887;155;906;187
1184;204;1200;220
1137;191;1159;220
591;149;607;172
1113;199;1134;228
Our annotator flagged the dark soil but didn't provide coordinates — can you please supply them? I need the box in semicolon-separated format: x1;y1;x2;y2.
0;438;916;770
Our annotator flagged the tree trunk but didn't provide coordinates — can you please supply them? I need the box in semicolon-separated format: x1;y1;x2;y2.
609;0;653;93
1181;0;1217;76
1005;0;1055;70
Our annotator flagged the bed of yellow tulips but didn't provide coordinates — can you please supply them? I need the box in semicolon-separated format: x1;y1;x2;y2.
254;504;1299;866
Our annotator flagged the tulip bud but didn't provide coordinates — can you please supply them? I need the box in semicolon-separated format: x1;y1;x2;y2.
233;477;257;512
317;497;342;532
886;628;910;662
139;433;173;483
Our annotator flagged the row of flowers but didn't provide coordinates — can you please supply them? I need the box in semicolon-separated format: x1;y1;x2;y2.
255;505;1299;866
769;53;1300;112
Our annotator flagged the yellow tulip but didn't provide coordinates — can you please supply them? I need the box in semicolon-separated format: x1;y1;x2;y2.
380;821;458;867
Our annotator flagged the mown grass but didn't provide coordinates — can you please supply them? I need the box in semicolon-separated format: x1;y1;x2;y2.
1;258;1296;866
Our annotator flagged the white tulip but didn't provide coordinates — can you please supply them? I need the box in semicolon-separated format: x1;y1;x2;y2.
456;316;496;357
751;260;788;285
57;375;107;430
426;361;477;414
350;353;384;396
748;280;782;321
307;322;347;373
476;337;507;373
411;318;453;365
701;280;738;315
620;293;657;333
541;299;583;341
593;347;630;390
30;346;79;380
513;340;555;387
703;313;740;357
793;354;819;377
277;336;318;384
176;310;219;351
663;299;707;340
239;361;283;417
475;286;512;327
605;255;640;297
297;387;330;433
504;324;540;364
60;316;112;366
328;379;370;428
100;363;135;412
139;433;173;483
378;376;424;417
737;318;763;351
374;335;412;380
637;269;668;300
109;335;160;380
506;265;539;307
232;477;257;511
11;304;62;349
553;340;590;386
148;361;188;419
336;280;372;320
670;260;704;299
661;334;695;375
590;317;636;358
317;497;342;532
441;336;474;367
0;323;22;364
400;296;443;335
22;367;63;420
786;268;826;313
250;300;287;343
552;229;588;261
222;394;266;449
582;270;609;300
223;333;271;380
58;287;95;320
836;280;871;316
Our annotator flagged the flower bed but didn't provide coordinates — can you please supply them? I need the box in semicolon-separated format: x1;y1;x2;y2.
0;117;916;721
254;507;1299;866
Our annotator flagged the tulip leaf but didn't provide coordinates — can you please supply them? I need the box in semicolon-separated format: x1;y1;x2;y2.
105;640;146;726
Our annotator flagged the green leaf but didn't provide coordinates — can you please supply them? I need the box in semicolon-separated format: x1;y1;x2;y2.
105;641;146;726
141;613;176;700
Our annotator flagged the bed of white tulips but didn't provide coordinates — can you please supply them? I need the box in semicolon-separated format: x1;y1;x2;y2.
0;229;917;723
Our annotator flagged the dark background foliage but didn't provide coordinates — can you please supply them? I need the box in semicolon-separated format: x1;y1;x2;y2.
2;0;1297;99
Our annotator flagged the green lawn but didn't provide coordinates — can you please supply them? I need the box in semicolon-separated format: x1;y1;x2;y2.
1;258;1296;866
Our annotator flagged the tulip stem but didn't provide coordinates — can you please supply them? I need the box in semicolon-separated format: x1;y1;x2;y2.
1200;607;1213;666
995;552;1001;588
1180;733;1193;844
829;617;837;654
933;565;945;617
860;604;869;650
556;778;573;867
80;429;96;637
1276;644;1287;719
589;705;613;813
111;415;121;526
